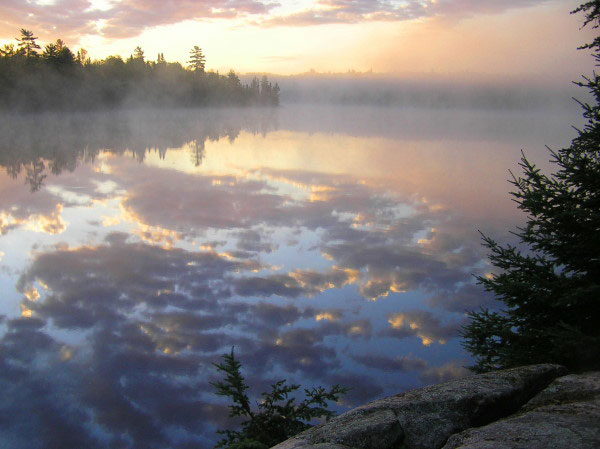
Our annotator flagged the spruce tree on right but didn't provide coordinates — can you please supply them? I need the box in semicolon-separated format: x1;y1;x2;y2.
461;1;600;373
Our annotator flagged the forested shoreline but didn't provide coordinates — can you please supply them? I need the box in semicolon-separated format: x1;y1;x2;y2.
0;29;280;112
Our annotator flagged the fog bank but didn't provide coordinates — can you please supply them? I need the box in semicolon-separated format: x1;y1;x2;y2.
242;73;584;110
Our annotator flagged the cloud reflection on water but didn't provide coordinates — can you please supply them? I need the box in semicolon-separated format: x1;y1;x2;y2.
0;105;575;447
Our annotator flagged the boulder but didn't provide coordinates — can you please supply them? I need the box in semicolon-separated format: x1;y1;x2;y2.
441;371;600;449
271;364;566;449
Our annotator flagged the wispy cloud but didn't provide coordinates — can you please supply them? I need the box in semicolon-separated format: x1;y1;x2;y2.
0;0;557;41
384;310;464;346
1;0;104;40
97;0;280;38
261;0;555;27
0;0;278;40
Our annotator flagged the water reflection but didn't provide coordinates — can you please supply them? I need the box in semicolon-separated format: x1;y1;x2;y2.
0;108;278;193
0;105;578;448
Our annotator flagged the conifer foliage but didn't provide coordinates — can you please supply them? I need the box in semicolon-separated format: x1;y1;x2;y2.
461;1;600;373
0;32;280;110
188;45;206;73
212;348;347;449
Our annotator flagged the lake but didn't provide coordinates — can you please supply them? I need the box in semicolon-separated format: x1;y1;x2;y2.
0;103;581;448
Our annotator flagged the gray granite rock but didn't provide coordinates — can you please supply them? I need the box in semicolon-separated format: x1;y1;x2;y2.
441;371;600;449
271;364;566;449
521;371;600;411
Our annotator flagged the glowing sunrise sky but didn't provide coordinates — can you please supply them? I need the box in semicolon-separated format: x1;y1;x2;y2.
0;0;595;80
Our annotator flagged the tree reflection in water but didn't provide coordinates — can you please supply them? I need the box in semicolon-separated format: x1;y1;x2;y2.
0;105;575;448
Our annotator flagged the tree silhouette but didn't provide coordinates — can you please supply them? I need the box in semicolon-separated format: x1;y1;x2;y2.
461;1;600;373
42;40;75;70
227;70;241;87
43;43;58;60
76;48;89;65
16;28;40;58
0;28;281;110
190;139;206;167
212;348;347;449
25;158;47;192
188;45;206;72
133;46;145;61
0;43;15;57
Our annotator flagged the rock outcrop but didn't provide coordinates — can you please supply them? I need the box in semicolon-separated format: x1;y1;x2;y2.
442;371;600;449
272;364;600;449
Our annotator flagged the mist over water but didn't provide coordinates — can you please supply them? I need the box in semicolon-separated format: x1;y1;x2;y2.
0;100;583;448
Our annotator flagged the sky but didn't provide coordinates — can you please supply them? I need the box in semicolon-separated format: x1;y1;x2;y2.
0;0;596;81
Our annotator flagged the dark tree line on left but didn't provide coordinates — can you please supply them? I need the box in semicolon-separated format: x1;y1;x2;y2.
0;29;280;112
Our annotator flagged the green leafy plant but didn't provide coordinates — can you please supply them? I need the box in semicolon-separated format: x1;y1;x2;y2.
461;1;600;373
211;348;347;449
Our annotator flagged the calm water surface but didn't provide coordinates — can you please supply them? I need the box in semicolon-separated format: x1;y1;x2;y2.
0;104;580;448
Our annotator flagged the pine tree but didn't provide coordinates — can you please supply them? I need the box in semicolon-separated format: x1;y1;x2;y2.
16;28;40;58
0;43;15;58
461;1;600;373
76;48;89;65
212;348;347;449
133;46;145;61
188;45;206;73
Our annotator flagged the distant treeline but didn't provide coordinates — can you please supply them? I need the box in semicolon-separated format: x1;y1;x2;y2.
262;73;579;110
0;29;280;112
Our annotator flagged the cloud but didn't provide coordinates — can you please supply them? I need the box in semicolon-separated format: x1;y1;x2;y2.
419;360;471;385
237;301;317;339
97;0;279;38
384;309;464;346
0;0;99;41
235;274;306;298
0;0;277;40
0;0;279;40
427;283;500;313
325;372;384;406
314;309;343;321
223;318;373;378
261;0;555;27
264;0;426;26
0;108;514;447
351;353;428;372
234;320;369;384
67;143;490;306
235;229;279;253
0;109;498;312
7;235;376;446
0;0;558;42
0;317;104;449
431;0;555;18
323;241;467;300
119;170;284;233
233;266;358;299
0;174;71;236
243;339;341;378
1;110;498;313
